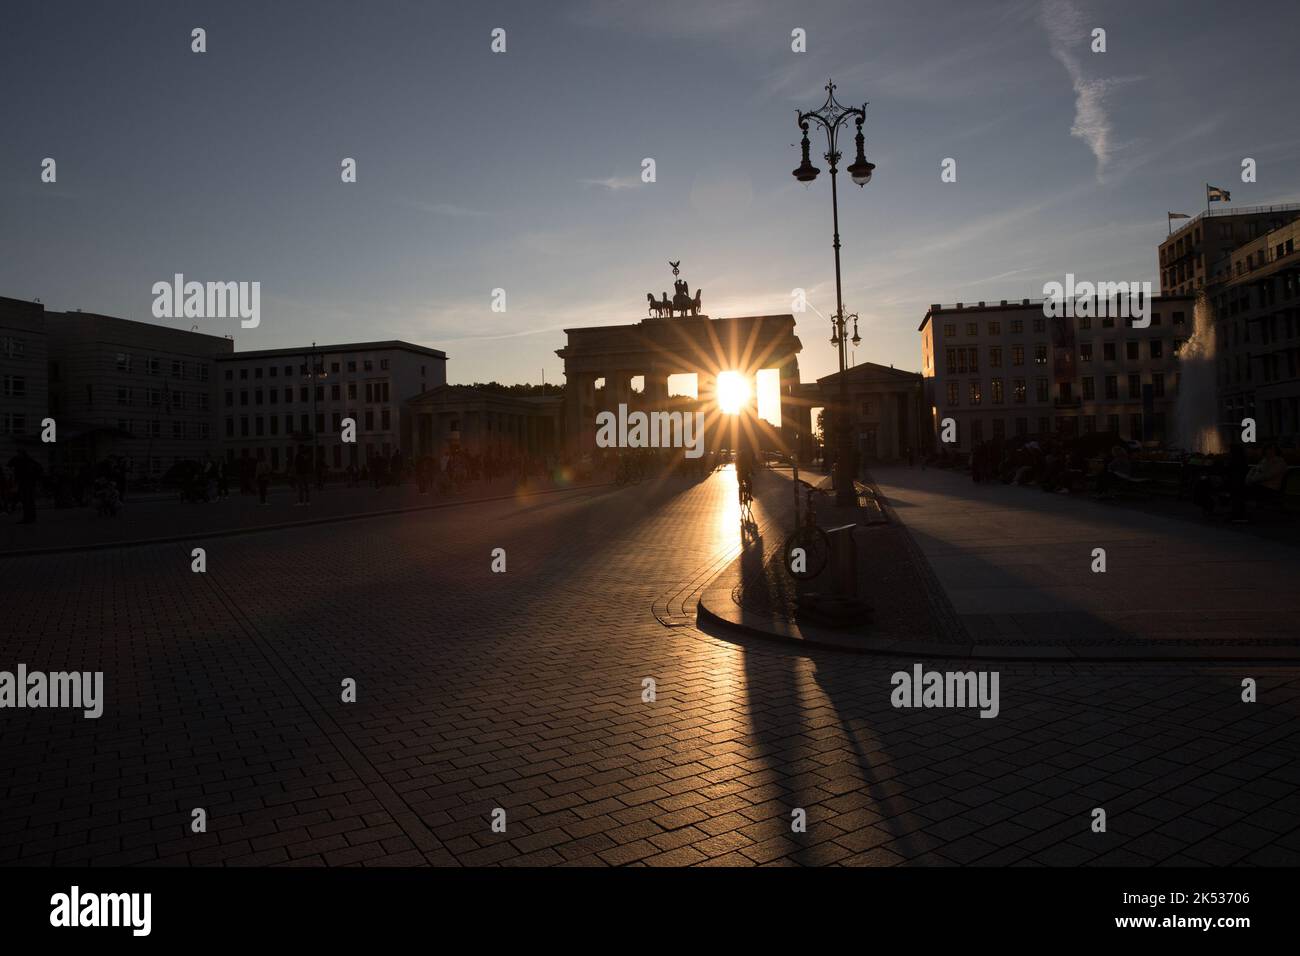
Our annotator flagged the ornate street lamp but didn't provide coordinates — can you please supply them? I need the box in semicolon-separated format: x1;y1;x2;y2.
792;79;874;506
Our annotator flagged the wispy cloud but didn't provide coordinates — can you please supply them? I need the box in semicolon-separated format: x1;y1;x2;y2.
579;175;643;192
1040;0;1131;181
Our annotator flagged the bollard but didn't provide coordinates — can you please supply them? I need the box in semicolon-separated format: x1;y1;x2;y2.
825;524;857;598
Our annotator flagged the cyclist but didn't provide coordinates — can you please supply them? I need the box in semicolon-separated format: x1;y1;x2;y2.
736;446;756;505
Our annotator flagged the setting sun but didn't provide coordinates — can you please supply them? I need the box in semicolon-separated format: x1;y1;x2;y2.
716;371;751;414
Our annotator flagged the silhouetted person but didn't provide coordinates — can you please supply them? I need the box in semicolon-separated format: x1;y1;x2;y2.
8;449;40;524
1227;442;1250;522
256;457;271;505
294;447;312;505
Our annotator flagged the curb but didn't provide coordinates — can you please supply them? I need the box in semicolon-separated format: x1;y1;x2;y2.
694;589;1300;662
0;480;614;558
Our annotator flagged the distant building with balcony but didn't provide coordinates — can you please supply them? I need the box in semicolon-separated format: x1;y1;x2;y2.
919;296;1194;449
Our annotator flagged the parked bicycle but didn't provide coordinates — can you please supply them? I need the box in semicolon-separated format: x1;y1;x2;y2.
783;480;830;580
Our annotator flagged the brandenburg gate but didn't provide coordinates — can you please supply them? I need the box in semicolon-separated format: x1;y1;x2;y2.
555;264;810;457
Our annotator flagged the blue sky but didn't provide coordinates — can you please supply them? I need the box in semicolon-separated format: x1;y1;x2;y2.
3;0;1299;385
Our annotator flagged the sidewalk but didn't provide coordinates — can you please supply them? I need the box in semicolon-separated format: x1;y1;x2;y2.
697;465;1300;661
0;476;609;557
697;466;957;656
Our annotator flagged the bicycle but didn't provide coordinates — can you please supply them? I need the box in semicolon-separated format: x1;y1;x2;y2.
783;480;830;580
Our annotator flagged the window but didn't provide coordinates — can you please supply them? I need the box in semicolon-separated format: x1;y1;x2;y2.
946;382;959;406
284;365;293;376
300;387;308;402
254;367;263;379
1150;340;1163;359
1108;414;1120;434
255;389;263;406
1032;318;1045;333
116;353;131;372
990;347;1002;368
943;323;956;337
315;385;324;402
1152;373;1165;398
240;417;249;437
992;418;1005;439
240;390;248;406
1105;376;1118;399
1035;378;1049;402
1015;417;1028;436
269;366;278;378
971;420;983;444
347;360;357;373
365;410;375;430
991;378;1004;404
1082;377;1095;400
988;322;1001;335
1080;343;1092;362
347;382;357;400
1078;316;1091;330
331;384;341;401
1012;346;1025;366
1128;373;1141;398
224;369;234;381
1126;341;1139;360
966;348;978;373
1010;320;1024;333
363;360;373;372
966;323;978;336
381;408;391;429
172;360;184;378
945;348;957;373
240;368;248;380
1034;345;1047;366
117;387;130;406
1103;342;1116;361
331;362;340;373
1;376;25;397
380;358;390;370
270;416;279;436
1013;379;1026;404
225;417;234;438
1129;413;1143;439
255;417;264;437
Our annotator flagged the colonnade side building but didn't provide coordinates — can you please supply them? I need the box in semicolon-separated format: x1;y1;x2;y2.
919;296;1194;449
215;342;447;472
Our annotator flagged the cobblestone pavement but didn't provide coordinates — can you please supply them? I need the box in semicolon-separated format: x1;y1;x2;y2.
872;465;1300;650
1;467;1298;866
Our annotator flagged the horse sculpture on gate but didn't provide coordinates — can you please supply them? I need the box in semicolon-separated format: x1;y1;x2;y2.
645;262;703;318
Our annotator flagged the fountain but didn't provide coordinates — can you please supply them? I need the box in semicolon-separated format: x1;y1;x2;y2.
1172;294;1224;454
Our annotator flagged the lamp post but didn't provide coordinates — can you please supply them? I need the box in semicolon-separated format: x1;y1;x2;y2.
302;344;328;469
792;79;874;507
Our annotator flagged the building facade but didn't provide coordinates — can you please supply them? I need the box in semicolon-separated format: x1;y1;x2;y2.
1159;204;1300;296
215;341;447;472
815;362;925;462
44;310;232;477
406;385;563;459
1210;217;1300;440
0;297;50;467
919;297;1195;449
